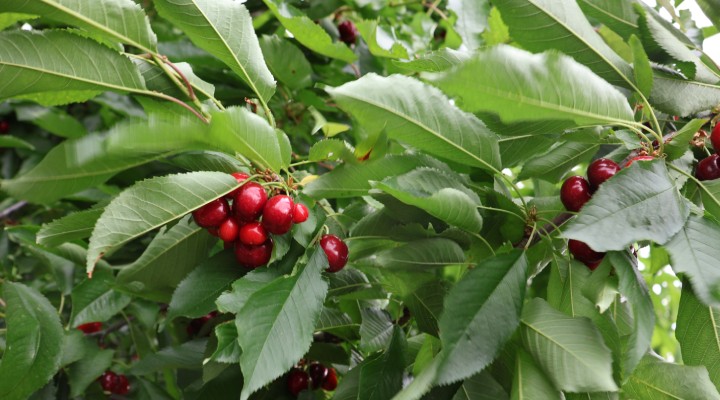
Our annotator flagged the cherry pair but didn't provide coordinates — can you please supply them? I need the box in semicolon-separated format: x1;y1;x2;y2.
697;125;720;181
99;371;130;395
287;362;338;396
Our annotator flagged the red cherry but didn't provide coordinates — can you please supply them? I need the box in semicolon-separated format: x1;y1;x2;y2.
238;221;268;245
338;20;358;45
99;371;119;393
0;120;9;134
226;172;250;199
233;182;267;222
186;311;217;337
568;239;605;266
587;158;620;191
322;367;338;391
586;260;602;271
287;369;310;396
208;227;219;237
696;154;720;181
309;362;329;389
712;124;720;152
624;155;654;168
218;218;240;242
234;239;273;268
293;203;310;224
77;321;103;334
320;235;349;273
192;198;230;228
262;195;295;235
115;374;130;395
560;176;592;213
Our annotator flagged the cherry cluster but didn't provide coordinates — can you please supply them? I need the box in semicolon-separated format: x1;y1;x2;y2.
697;125;720;181
287;362;338;397
99;371;130;395
560;158;621;269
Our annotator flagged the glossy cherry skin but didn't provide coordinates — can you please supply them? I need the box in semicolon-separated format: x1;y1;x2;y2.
587;158;620;191
320;235;349;273
322;367;338;391
287;369;310;396
568;239;605;265
697;154;720;181
234;239;273;268
77;321;103;334
293;203;310;224
238;221;268;246
712;124;720;152
262;195;295;235
233;182;268;222
560;176;592;212
115;375;130;395
624;155;654;168
99;371;119;393
338;20;358;45
193;198;230;228
226;172;250;199
309;362;329;389
218;218;240;242
0;120;9;134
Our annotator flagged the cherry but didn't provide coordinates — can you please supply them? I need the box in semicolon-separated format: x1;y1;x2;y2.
234;239;273;268
322;367;338;391
293;203;310;224
624;155;654;168
586;260;602;271
115;375;130;395
186;311;217;336
262;195;295;235
77;321;102;334
99;371;119;393
233;182;267;222
0;120;8;134
320;234;349;273
226;172;250;199
568;239;605;266
287;369;310;396
238;221;268;246
587;158;620;191
338;20;358;45
218;218;240;242
560;176;592;212
193;198;230;228
712;124;720;152
309;362;329;389
696;154;720;181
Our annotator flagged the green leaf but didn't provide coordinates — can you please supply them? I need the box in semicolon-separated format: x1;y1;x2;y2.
563;160;689;251
86;172;238;274
697;0;720;31
355;19;409;59
235;249;329;400
360;307;394;353
493;0;633;88
131;339;208;374
258;35;312;90
0;0;157;52
0;135;34;150
677;280;720;391
392;48;471;73
511;349;562;400
15;104;87;139
436;251;528;385
577;0;638;39
622;354;720;399
629;35;653;98
358;327;407;400
133;57;215;100
665;215;720;305
521;298;617;392
357;238;466;270
518;142;599;182
404;281;447;337
0;282;64;400
372;168;483;232
215;269;281;314
326;74;500;171
70;267;131;326
37;207;103;247
447;0;489;50
153;0;275;103
67;348;114;398
308;139;358;164
0;30;146;103
262;0;356;63
650;72;720;117
211;323;242;364
452;372;508;400
665;118;708;161
433;45;635;128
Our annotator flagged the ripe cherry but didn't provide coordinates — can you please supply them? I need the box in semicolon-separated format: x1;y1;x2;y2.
287;369;310;396
712;124;720;152
77;321;102;334
624;155;654;168
226;172;250;199
99;371;119;393
0;120;9;134
338;20;358;45
238;221;268;246
696;154;720;181
587;158;620;191
320;234;349;273
218;218;240;242
309;362;329;389
193;198;230;228
234;239;273;268
186;311;217;337
322;367;338;391
233;182;267;222
293;203;310;224
586;260;602;271
115;375;130;395
560;176;592;212
568;239;605;266
262;195;295;235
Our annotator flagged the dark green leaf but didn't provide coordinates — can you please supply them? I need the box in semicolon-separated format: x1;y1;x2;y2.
131;339;208;374
259;35;312;90
510;349;562;400
358;327;407;400
360;307;394;353
67;348;114;397
677;280;720;391
70;266;131;326
519;142;599;182
37;207;103;247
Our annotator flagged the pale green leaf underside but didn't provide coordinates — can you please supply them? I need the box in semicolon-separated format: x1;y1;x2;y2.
623;354;720;399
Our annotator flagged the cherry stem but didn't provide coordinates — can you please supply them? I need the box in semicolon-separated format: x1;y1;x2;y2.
0;201;28;219
476;205;526;223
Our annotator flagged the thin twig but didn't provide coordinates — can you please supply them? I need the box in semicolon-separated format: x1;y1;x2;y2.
0;201;28;219
515;212;573;249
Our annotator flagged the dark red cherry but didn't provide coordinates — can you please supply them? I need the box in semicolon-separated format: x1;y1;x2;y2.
234;239;273;268
287;369;310;396
586;260;602;271
238;221;268;246
338;20;358;45
0;120;9;134
186;311;217;337
293;203;309;224
233;182;267;222
560;176;592;212
193;198;230;228
115;375;130;395
712;124;720;152
309;363;329;389
77;321;103;334
320;234;349;273
226;172;250;199
322;367;338;391
624;155;654;167
587;158;620;191
262;195;295;235
99;371;119;393
218;218;240;242
568;239;605;266
697;154;720;181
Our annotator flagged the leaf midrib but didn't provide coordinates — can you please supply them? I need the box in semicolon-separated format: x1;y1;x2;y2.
522;317;603;375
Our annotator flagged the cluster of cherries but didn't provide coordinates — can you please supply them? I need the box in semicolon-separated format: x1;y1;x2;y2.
287;362;338;397
697;124;720;181
99;371;130;395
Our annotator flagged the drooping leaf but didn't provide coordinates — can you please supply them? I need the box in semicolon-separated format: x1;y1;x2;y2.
0;282;64;400
258;35;312;90
37;207;104;247
511;349;562;400
70;266;131;326
211;323;242;364
622;354;720;399
677;280;720;391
